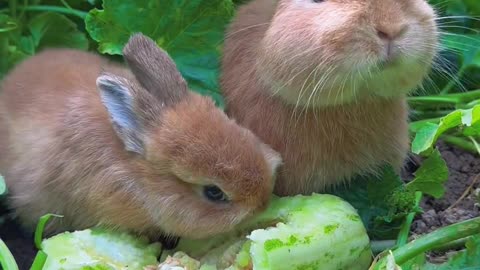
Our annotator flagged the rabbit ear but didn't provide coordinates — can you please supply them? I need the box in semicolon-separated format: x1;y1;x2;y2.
259;143;282;177
96;73;144;154
122;33;188;106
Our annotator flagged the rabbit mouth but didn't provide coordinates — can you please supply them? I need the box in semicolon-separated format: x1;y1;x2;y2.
376;57;401;70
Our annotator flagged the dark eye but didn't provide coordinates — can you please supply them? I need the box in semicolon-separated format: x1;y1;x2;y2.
203;185;228;203
312;0;325;2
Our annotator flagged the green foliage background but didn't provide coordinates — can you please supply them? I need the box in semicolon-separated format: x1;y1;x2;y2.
1;0;480;106
1;1;480;269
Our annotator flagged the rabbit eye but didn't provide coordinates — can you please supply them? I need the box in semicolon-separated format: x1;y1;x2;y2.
203;185;229;203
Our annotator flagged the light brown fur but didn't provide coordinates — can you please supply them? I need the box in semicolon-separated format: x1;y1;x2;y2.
221;0;438;195
0;34;281;239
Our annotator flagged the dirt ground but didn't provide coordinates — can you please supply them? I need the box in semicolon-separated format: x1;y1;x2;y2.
411;141;480;235
409;141;480;263
0;141;479;270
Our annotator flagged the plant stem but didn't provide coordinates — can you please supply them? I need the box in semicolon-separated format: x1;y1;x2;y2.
9;0;16;18
371;240;397;255
18;0;28;22
469;137;480;155
408;96;459;106
393;217;480;263
0;5;87;19
464;99;480;109
445;89;480;99
409;110;455;122
59;0;73;10
396;192;423;247
442;135;478;154
440;66;467;94
408;89;480;109
34;214;63;249
0;238;19;270
0;33;9;75
431;237;469;252
30;251;47;270
374;217;480;269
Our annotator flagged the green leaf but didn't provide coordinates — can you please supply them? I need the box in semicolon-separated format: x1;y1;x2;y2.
0;175;6;197
328;166;409;239
463;0;480;15
0;14;18;33
406;150;449;199
411;122;440;155
1;12;89;78
0;14;17;76
34;214;63;250
85;0;233;107
329;157;450;240
28;12;89;51
428;0;467;24
411;105;480;155
441;34;480;69
462;105;480;136
0;238;19;270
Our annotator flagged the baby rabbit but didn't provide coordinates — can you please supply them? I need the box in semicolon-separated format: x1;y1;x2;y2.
0;34;281;239
221;0;439;195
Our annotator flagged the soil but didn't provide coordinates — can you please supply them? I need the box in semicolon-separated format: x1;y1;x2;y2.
0;141;479;269
408;141;480;264
411;141;480;235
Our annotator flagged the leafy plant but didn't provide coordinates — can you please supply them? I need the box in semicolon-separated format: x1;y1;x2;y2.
84;0;232;107
329;152;448;241
1;0;480;269
0;1;91;78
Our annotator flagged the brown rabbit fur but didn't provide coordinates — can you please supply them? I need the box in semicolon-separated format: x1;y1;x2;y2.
221;0;438;195
0;34;281;239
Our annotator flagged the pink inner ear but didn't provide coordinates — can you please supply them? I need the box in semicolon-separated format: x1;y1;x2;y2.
96;73;145;155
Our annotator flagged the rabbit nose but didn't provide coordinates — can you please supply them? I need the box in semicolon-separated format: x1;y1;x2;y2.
376;24;408;60
376;24;409;41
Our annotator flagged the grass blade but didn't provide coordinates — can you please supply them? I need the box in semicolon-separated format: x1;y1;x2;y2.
29;251;47;270
0;238;19;270
34;214;63;250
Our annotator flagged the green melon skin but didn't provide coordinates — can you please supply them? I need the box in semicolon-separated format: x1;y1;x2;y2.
169;194;373;270
40;228;162;270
